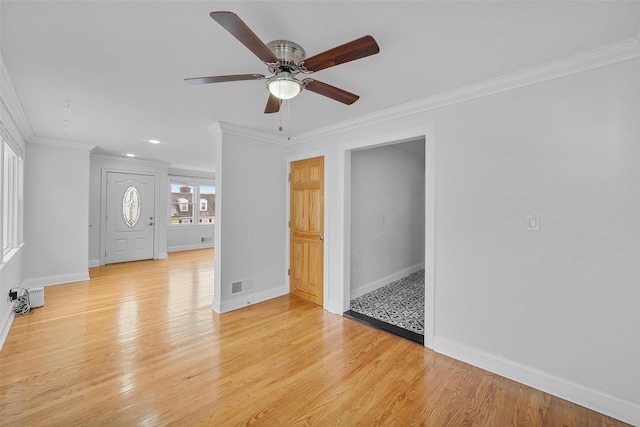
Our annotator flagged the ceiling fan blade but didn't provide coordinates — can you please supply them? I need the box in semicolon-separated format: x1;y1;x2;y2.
210;11;278;64
301;35;380;73
264;93;282;114
184;74;265;85
304;80;359;105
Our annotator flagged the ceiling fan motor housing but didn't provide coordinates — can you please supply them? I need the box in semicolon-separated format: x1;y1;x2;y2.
267;40;306;73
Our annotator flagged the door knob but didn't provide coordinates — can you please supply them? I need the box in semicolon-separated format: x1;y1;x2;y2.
318;236;324;241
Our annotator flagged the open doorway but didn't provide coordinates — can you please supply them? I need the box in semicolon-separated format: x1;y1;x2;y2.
344;138;426;345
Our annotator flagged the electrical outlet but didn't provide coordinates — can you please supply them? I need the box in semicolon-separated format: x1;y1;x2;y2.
9;291;18;301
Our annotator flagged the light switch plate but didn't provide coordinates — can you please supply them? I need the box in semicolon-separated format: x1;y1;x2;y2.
526;214;540;231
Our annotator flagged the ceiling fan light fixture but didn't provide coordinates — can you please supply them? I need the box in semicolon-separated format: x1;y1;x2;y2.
267;73;302;100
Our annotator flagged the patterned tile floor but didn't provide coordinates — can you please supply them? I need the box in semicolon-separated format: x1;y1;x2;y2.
349;270;425;336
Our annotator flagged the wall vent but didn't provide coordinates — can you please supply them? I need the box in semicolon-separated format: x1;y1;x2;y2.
231;278;254;294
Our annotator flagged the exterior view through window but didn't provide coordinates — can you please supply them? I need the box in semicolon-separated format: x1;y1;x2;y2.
170;182;215;225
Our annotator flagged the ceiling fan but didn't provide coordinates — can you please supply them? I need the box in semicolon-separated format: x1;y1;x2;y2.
185;11;380;114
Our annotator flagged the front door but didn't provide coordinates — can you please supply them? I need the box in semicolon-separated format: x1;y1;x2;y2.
290;157;324;306
105;172;155;264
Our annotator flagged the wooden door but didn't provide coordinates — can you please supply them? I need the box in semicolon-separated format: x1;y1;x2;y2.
290;157;324;306
105;172;155;264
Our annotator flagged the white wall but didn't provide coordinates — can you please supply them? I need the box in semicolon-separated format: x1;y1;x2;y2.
431;61;640;420
23;141;92;286
212;126;287;313
350;140;425;297
282;59;639;424
167;225;213;252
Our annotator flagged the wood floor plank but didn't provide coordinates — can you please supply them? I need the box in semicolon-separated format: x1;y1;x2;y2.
0;249;632;426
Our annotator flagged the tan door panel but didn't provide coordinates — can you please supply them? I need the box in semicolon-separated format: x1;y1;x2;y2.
290;157;324;305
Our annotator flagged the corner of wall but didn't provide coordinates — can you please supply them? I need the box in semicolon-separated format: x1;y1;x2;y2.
351;263;424;300
0;247;24;353
211;296;221;313
22;272;90;288
0;311;14;352
218;285;288;314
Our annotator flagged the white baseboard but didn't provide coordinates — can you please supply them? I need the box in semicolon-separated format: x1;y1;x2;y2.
215;286;288;314
350;263;425;299
90;254;170;267
434;337;640;426
22;272;90;288
324;300;343;315
0;311;15;352
167;244;213;253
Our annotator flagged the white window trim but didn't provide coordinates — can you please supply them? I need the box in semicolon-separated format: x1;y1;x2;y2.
1;127;25;266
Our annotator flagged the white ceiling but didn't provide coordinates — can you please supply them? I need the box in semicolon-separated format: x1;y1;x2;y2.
2;1;639;172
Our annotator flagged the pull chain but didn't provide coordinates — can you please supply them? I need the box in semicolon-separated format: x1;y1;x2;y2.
277;99;292;141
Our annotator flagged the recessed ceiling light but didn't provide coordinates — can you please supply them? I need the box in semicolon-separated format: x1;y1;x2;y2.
126;153;136;158
148;139;160;144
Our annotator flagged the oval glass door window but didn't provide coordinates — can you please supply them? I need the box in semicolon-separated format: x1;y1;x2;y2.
123;186;141;227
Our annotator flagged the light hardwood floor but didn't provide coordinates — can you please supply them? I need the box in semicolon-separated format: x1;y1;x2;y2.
0;249;630;426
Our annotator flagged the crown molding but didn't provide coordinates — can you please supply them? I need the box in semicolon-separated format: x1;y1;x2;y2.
91;153;170;168
209;121;289;145
294;37;640;144
29;136;96;152
0;54;34;143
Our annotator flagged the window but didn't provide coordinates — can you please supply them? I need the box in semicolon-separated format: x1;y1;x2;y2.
1;131;24;262
199;184;215;224
170;183;193;224
169;179;214;225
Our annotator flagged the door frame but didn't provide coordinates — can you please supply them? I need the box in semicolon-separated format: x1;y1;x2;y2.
286;150;330;309
99;168;162;266
338;125;435;349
